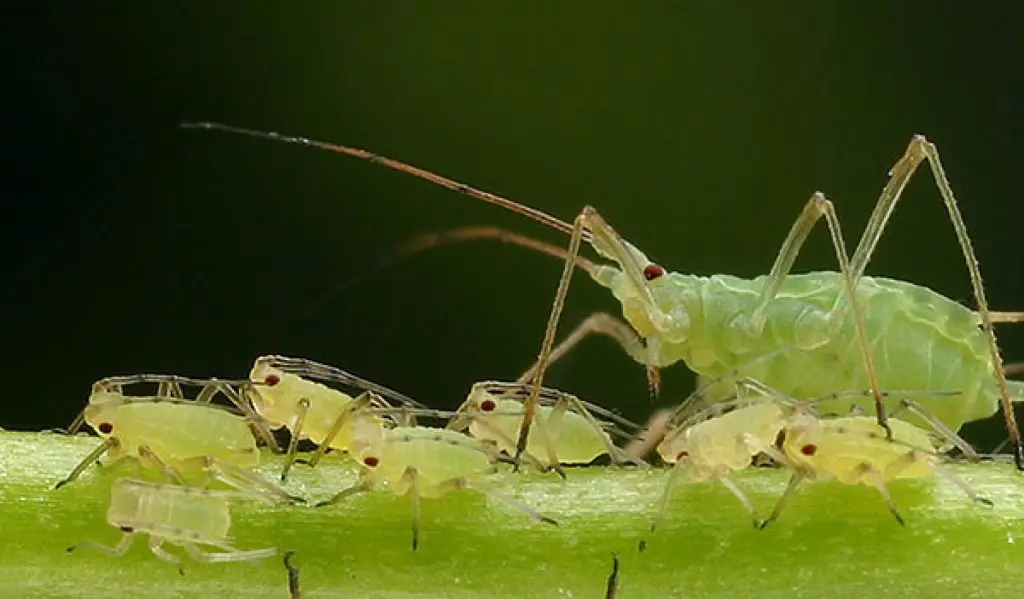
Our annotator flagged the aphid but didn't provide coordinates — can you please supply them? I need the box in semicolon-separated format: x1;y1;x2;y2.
179;122;1024;468
759;406;992;528
66;478;277;573
247;354;429;481
449;381;644;471
315;426;558;550
56;376;301;503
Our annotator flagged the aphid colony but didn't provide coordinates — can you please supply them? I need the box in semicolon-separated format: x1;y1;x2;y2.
59;354;994;573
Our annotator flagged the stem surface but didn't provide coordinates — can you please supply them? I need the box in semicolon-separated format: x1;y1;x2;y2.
2;431;1023;598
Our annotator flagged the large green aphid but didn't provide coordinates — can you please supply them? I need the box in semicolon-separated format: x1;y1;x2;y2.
179;123;1024;469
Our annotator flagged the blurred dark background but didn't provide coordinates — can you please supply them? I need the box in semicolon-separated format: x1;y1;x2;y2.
3;3;1022;449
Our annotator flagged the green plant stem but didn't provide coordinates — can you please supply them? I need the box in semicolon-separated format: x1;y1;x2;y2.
2;430;1023;598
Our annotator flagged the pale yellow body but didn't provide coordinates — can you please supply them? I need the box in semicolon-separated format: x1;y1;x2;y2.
69;478;276;569
249;361;384;455
783;414;937;484
86;391;260;468
361;426;495;497
657;401;786;479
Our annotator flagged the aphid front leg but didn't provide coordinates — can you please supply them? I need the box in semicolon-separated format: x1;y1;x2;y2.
758;470;807;530
280;397;311;482
313;478;373;508
54;437;119;490
137;445;187;484
195;456;306;504
302;392;376;471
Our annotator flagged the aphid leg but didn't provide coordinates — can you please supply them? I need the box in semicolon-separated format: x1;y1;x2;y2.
54;438;119;490
926;462;994;508
650;461;686;533
137;445;186;484
222;383;280;451
556;392;646;466
406;468;422;550
148;536;186;575
854;462;905;526
758;470;807;530
849;136;1023;469
283;551;301;599
605;552;620;599
717;476;761;529
67;528;135;556
515;212;587;475
515;312;653;388
157;379;185;399
198;457;306;504
280;397;311;482
65;409;87;436
303;392;375;470
451;413;551;473
451;478;559;526
745;193;888;438
623;408;673;462
314;478;373;508
183;543;277;564
892;398;980;461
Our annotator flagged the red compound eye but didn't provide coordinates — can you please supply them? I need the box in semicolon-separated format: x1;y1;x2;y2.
98;422;113;434
265;374;280;386
643;263;665;281
119;526;134;533
676;450;690;460
480;399;496;412
363;456;380;468
800;444;818;456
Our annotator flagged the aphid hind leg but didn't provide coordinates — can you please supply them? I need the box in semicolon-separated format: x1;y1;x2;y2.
280;397;311;482
137;445;186;484
183;542;277;563
439;477;559;526
892;398;980;461
197;456;305;504
745;192;888;439
718;476;762;529
650;461;686;533
559;392;646;466
516;212;586;475
849;136;1023;470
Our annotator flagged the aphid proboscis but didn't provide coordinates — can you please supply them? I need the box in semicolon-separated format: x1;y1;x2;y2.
66;478;277;574
448;381;644;471
179;121;1024;469
314;426;558;550
759;406;993;529
56;377;302;503
247;354;428;481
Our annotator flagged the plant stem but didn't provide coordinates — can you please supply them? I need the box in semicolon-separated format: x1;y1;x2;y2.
1;431;1022;598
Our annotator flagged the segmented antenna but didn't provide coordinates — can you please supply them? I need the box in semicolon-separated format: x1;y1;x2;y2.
180;121;587;241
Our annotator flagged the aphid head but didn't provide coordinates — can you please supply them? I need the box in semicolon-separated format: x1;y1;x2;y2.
588;238;690;345
83;402;119;439
247;360;290;426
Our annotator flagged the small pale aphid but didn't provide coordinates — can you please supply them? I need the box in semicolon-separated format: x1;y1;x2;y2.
315;426;558;550
760;409;993;528
449;381;644;472
247;355;429;481
652;391;792;531
56;378;301;504
66;478;277;573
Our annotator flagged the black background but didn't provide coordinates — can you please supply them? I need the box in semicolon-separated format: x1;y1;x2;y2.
4;3;1023;448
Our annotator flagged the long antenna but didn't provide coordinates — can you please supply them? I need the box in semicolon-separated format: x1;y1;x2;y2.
180;122;589;241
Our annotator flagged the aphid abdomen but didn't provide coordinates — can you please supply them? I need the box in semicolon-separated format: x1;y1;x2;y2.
107;480;233;543
545;410;612;464
378;428;493;495
111;402;260;468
